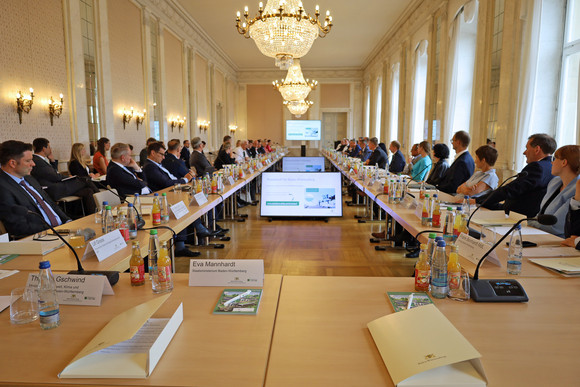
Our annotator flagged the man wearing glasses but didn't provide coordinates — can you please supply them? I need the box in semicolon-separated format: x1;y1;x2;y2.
436;131;475;194
143;142;194;192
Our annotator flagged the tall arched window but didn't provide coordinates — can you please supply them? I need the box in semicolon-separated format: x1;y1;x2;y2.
389;63;400;144
375;77;382;140
365;85;371;137
411;40;428;146
444;0;478;139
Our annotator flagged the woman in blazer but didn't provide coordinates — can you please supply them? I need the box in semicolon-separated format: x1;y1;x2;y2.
528;145;580;237
425;143;449;186
69;143;100;178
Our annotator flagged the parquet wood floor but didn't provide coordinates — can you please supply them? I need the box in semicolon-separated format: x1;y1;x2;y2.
174;196;416;278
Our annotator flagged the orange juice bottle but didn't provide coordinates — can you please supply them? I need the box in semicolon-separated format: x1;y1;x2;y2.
152;193;161;226
156;242;173;290
447;251;461;291
414;244;430;291
129;241;145;286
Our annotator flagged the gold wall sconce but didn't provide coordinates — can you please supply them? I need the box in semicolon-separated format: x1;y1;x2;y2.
16;88;34;124
135;109;146;130
122;107;134;129
48;94;64;126
198;120;210;131
170;116;186;131
229;125;238;134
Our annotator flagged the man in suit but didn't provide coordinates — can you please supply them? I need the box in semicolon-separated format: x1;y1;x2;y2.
164;139;191;179
144;141;194;192
139;137;157;167
247;139;257;158
106;143;151;199
31;138;98;214
436;131;475;194
0;140;70;239
190;137;216;177
364;137;388;169
357;138;372;162
476;133;556;217
348;139;361;158
180;139;191;168
388;140;406;173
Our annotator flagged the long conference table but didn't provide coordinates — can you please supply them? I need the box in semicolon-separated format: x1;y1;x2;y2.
0;152;579;386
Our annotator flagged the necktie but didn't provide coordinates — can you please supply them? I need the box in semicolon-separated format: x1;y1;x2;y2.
19;181;59;226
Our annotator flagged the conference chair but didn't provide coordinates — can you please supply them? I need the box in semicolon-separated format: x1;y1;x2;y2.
93;189;122;212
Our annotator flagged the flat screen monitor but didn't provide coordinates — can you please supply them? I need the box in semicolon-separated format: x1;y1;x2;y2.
285;120;321;141
260;172;342;218
282;156;325;172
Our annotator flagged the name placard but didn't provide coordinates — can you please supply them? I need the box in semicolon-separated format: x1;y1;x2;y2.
83;230;127;262
188;259;264;287
225;176;235;186
190;192;208;207
456;232;500;267
27;273;114;306
170;201;189;220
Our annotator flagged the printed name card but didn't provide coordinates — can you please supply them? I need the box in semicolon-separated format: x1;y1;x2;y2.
188;259;264;287
224;176;235;186
83;230;127;262
27;273;114;306
190;192;208;207
456;232;500;267
170;201;189;220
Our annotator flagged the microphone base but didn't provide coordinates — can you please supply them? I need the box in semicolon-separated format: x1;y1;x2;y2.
470;279;528;302
137;216;146;230
68;270;120;286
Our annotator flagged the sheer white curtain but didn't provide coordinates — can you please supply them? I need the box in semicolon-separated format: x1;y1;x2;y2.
513;0;542;171
444;0;479;155
375;77;382;140
411;40;429;146
389;63;400;144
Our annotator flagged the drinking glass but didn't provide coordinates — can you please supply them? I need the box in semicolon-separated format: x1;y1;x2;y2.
448;269;470;301
10;287;39;324
69;229;86;249
480;225;496;248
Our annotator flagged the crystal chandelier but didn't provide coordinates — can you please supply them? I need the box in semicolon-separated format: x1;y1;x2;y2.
235;0;333;69
273;59;318;101
284;100;313;117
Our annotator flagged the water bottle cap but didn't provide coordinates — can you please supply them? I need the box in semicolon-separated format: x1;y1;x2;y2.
514;224;522;230
456;206;462;210
154;193;159;196
435;236;444;241
39;260;51;269
447;207;453;211
464;195;469;199
103;201;108;205
429;233;437;239
162;193;167;196
128;203;134;207
135;193;139;197
150;229;158;235
106;205;112;210
425;194;429;198
437;240;446;247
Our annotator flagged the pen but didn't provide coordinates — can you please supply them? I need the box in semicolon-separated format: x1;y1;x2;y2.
224;290;252;306
406;293;414;310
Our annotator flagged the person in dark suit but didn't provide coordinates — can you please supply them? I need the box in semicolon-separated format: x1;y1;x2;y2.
364;137;388;169
357;138;372;162
388;141;406;173
163;139;191;179
425;143;450;186
106;143;151;199
247;140;257;158
436;131;475;194
68;143;100;178
180;139;191;168
31;138;98;214
256;139;266;155
348;139;361;158
0;140;71;239
189;137;216;177
139;137;157;167
143;142;194;192
475;133;556;217
214;142;236;171
562;179;580;250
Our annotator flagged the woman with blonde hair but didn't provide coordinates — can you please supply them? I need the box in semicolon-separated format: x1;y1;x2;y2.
69;143;100;178
529;145;580;237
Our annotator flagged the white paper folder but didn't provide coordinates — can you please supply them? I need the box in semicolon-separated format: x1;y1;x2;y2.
367;304;487;386
59;294;183;379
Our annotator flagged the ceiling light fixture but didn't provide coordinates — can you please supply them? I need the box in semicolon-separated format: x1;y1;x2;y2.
283;100;313;117
273;58;317;102
235;0;333;70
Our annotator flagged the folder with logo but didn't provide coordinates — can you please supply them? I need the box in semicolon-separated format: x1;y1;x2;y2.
367;304;487;386
59;294;183;379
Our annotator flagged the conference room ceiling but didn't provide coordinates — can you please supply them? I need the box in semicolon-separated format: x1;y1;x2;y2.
175;0;411;70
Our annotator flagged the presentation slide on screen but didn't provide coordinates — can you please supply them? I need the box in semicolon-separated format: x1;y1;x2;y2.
286;120;321;141
260;172;342;217
282;157;325;172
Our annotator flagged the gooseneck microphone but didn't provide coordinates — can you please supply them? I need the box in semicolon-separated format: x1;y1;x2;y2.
466;171;528;229
470;213;557;302
12;206;120;286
